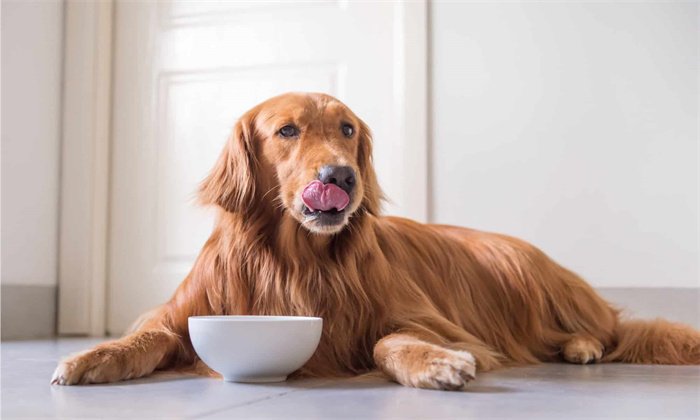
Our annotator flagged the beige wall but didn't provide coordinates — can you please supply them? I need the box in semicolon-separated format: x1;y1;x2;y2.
1;0;64;288
431;1;698;288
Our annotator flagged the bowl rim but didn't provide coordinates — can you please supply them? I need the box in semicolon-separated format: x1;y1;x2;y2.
188;315;322;322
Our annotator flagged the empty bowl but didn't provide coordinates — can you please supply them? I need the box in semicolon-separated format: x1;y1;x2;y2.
188;315;323;383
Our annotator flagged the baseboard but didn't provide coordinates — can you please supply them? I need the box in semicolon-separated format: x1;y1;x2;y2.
596;287;699;329
1;284;57;340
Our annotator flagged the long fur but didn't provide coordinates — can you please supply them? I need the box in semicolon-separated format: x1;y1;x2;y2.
52;93;700;388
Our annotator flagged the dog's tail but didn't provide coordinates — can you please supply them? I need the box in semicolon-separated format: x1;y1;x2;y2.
603;319;700;365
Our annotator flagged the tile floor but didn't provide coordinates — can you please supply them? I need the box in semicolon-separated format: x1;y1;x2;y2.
2;338;699;419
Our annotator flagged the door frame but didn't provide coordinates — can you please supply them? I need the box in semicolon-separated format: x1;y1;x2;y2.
57;0;113;336
57;0;428;336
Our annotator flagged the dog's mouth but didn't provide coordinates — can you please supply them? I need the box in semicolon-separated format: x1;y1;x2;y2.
302;205;347;226
302;206;344;216
300;181;351;228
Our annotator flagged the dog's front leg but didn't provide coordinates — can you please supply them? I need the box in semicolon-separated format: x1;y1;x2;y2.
51;271;212;385
373;332;477;391
51;328;179;385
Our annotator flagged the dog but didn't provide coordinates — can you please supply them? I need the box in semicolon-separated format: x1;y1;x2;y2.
52;92;700;390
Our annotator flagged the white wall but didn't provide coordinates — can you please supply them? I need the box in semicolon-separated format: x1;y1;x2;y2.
1;0;64;286
431;2;698;288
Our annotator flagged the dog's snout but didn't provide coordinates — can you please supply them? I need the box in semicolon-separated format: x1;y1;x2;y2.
318;165;356;194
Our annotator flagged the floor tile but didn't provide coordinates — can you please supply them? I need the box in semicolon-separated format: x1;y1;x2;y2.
2;339;699;419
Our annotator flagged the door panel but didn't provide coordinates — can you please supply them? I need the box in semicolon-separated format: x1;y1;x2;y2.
109;1;421;333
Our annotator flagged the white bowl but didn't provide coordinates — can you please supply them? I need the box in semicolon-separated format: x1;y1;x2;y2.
188;316;323;383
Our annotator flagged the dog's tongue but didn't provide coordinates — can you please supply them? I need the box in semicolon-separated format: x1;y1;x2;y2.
302;180;350;212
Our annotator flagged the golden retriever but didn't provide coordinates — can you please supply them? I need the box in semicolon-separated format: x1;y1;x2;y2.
52;92;700;390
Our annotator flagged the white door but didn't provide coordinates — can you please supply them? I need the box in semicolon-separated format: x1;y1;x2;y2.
109;1;426;334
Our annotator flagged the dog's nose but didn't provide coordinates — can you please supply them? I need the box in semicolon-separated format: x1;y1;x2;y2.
318;165;356;194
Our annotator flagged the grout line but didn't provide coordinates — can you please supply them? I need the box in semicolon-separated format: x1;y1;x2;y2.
190;390;295;419
189;379;336;419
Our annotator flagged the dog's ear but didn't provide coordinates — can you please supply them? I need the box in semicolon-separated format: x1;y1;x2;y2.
357;119;384;215
199;113;258;213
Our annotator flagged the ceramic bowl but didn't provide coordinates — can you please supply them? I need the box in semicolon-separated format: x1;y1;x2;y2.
188;315;323;383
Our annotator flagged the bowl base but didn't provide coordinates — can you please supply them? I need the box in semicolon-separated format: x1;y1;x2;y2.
224;375;287;383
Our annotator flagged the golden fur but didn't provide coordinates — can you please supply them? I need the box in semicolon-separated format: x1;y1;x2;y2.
53;93;700;390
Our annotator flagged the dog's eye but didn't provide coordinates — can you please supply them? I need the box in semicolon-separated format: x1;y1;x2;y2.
278;124;299;138
341;123;354;138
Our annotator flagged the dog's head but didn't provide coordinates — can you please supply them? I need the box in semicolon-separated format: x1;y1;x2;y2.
200;92;382;234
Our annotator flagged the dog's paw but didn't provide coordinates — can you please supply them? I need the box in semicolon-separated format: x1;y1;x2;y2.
416;349;476;390
382;341;476;391
563;336;603;364
51;348;126;385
